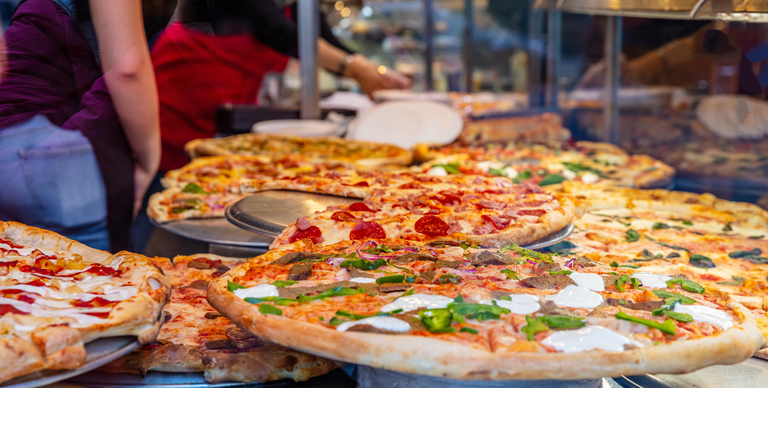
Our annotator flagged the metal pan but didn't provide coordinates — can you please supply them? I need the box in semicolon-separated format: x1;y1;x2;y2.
614;358;768;388
3;312;165;388
150;216;273;248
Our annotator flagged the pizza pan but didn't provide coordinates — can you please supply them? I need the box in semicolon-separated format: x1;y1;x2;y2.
354;365;603;388
63;367;357;388
150;216;273;248
523;223;574;250
2;312;165;388
615;358;768;388
225;190;362;238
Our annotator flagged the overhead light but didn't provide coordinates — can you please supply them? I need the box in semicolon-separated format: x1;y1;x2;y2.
335;1;344;11
340;7;351;17
361;6;373;17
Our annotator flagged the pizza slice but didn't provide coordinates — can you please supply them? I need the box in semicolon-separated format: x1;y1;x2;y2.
100;254;340;384
0;221;170;384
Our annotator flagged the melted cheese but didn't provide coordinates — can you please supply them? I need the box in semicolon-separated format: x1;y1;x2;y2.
234;284;279;299
569;271;605;292
349;277;377;283
381;294;453;313
673;304;733;330
541;326;642;353
336;316;410;332
426;166;448;176
545;285;603;309
481;294;540;314
632;272;672;289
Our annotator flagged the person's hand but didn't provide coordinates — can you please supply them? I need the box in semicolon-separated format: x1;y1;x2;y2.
347;54;412;96
132;164;156;220
576;52;664;89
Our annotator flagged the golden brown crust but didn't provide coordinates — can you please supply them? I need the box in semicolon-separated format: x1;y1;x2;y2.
202;347;341;384
0;222;171;383
208;267;765;380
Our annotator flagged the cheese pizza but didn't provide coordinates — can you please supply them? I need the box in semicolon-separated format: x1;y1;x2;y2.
208;240;764;380
184;133;412;171
0;222;170;384
101;255;340;383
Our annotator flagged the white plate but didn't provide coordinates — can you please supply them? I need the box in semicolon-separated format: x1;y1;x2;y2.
348;101;463;149
252;120;341;137
372;90;452;104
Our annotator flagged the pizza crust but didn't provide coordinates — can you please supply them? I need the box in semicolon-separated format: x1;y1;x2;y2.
208;269;765;380
0;222;171;383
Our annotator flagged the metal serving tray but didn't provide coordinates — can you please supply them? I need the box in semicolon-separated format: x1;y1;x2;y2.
150;216;273;248
615;358;768;388
2;336;140;388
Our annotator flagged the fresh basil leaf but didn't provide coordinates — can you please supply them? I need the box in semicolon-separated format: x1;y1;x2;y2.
652;222;669;230
663;310;693;322
615;311;675;335
500;269;519;280
609;261;641;269
448;302;510;322
630;277;641;289
614;275;629;292
539;174;566;186
340;258;387;271
453;294;464;303
548;269;572;275
259;304;282;316
488;167;505;177
665;252;681;259
310;286;368;301
728;248;762;258
545;315;586;329
665;278;705;294
460;327;479;334
498;243;553;262
271;280;298;288
652;298;680;316
227;280;246;292
499;295;512;301
398;289;415;298
652;290;697;305
717;276;747;286
722;221;733;232
318;316;324;321
521;316;549;341
625;229;640;242
181;183;206;194
669;218;693;226
512;170;532;184
431;163;460;174
375;274;406;284
748;235;765;240
644;235;690;252
329;316;345;326
689;254;715;269
418;308;455;333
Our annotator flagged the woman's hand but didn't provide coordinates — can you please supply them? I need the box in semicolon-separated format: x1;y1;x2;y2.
132;164;156;219
347;54;412;96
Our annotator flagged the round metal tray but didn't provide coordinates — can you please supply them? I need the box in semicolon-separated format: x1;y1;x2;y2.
150;216;273;248
614;358;768;388
226;190;361;238
2;336;140;388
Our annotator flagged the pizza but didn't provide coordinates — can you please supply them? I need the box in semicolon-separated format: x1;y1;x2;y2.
416;140;675;189
184;133;412;171
0;221;170;384
149;157;576;250
459;113;571;143
100;255;340;384
270;172;574;250
576;110;768;181
553;182;768;358
207;239;764;380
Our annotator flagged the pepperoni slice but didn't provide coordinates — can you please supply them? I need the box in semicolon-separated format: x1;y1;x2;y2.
518;209;546;217
432;193;462;205
349;221;387;240
349;202;376;212
353;181;369;187
397;182;422;189
289;225;323;244
482;215;511;230
331;211;358;222
414;215;450;236
0;304;28;315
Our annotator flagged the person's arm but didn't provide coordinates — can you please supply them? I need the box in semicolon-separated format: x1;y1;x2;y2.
89;0;160;216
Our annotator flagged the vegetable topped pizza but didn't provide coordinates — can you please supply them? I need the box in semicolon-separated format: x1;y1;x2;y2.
208;239;765;380
184;133;412;171
0;222;170;384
